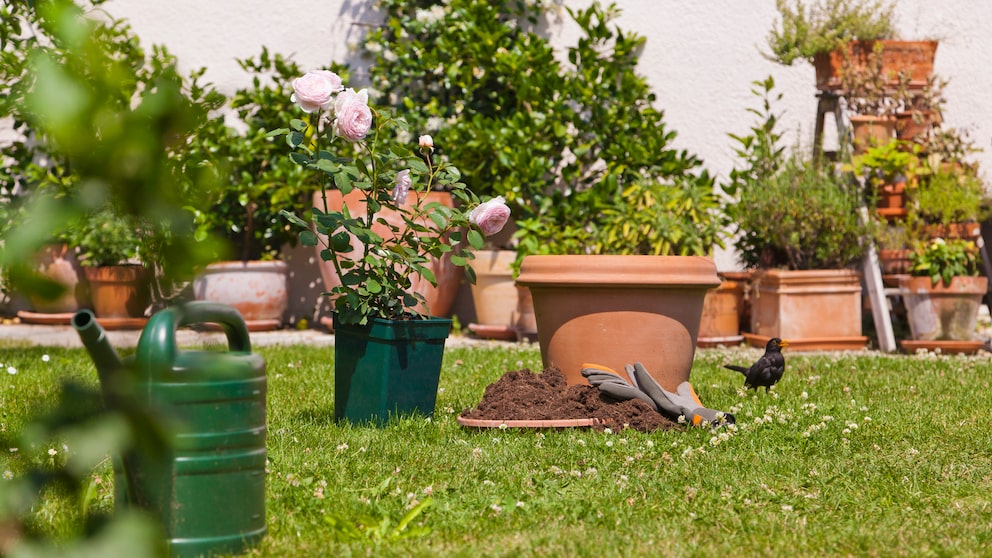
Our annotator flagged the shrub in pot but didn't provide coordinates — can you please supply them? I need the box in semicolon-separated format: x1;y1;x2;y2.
65;207;154;320
765;0;896;67
766;0;936;91
727;78;877;350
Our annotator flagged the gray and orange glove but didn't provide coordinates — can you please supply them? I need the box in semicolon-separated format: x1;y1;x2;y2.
581;362;734;427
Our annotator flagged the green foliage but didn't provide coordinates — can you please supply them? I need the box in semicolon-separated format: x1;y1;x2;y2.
0;0;226;298
727;76;874;270
0;1;230;554
280;93;493;326
909;237;981;285
188;49;343;262
908;166;988;227
734;154;874;270
766;0;896;65
849;140;921;187
362;0;725;264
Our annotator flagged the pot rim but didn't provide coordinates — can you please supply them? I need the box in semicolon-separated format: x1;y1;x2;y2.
515;255;720;288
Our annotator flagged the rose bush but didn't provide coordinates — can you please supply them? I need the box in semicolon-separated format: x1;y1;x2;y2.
279;70;509;325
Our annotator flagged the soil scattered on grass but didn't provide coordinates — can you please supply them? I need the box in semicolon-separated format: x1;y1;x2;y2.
460;367;678;432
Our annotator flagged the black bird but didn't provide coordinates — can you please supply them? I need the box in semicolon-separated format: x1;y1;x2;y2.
724;338;789;392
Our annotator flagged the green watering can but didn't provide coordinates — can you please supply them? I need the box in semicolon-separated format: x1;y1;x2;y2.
73;302;267;558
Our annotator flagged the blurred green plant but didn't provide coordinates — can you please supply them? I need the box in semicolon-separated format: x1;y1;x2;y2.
0;0;225;303
0;0;229;555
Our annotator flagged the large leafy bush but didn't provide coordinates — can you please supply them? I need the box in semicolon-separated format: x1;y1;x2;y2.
361;0;726;264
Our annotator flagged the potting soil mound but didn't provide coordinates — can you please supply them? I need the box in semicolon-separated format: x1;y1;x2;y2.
460;367;678;432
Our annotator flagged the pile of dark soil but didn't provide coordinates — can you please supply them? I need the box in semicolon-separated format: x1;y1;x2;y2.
460;367;678;432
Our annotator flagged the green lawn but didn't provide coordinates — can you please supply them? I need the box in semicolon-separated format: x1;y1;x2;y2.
2;340;991;556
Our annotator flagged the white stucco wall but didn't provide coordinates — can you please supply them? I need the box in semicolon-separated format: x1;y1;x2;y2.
98;0;992;272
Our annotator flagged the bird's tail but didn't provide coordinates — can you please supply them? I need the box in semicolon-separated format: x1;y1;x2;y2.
724;364;749;375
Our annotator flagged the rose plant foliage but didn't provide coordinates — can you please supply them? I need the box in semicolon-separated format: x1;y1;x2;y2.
279;70;509;325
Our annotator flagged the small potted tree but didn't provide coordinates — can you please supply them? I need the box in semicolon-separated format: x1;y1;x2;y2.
899;238;987;352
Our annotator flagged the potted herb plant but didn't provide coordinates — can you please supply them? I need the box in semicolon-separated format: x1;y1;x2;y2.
279;69;509;424
906;163;988;242
65;207;153;322
766;0;937;91
727;78;877;351
899;238;988;349
849;139;922;218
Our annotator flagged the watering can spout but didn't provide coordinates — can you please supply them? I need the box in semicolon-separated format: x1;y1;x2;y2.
72;309;124;404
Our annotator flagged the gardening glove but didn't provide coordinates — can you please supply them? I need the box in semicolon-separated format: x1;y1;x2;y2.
580;364;658;411
627;362;735;427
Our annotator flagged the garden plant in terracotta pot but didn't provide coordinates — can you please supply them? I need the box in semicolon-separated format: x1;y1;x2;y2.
727;79;878;351
278;69;510;424
187;50;320;330
766;0;937;91
65;207;155;322
905;160;988;243
899;238;988;352
849;139;922;218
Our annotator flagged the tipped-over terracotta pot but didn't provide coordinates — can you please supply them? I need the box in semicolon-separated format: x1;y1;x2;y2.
515;255;720;392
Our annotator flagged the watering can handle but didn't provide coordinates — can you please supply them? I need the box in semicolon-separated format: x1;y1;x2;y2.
135;301;252;378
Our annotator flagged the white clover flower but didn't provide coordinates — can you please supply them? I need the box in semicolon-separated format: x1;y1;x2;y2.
6;366;15;375
42;354;50;362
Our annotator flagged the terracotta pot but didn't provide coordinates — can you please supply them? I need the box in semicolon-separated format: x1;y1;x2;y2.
28;243;86;313
849;115;896;154
515;255;720;391
748;269;867;351
697;273;745;344
895;110;938;142
467;249;536;339
875;180;907;210
814;40;938;91
313;190;463;318
193;260;288;330
469;249;518;327
899;275;988;341
84;264;151;319
924;222;981;241
878;249;912;275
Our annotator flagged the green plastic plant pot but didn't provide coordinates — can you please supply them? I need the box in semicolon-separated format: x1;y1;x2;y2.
333;315;452;425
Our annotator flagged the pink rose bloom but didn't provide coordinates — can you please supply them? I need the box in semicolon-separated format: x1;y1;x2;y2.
419;134;434;149
469;196;511;237
392;169;412;204
333;88;373;142
291;70;343;113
